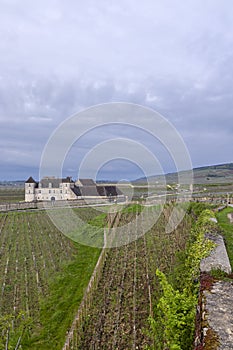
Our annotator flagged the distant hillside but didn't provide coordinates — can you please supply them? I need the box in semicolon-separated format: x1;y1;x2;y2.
134;163;233;185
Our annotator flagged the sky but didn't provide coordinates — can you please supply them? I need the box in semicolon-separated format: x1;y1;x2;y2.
1;0;233;181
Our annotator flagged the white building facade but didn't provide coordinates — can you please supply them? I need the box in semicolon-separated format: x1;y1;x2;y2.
25;176;77;202
25;176;123;202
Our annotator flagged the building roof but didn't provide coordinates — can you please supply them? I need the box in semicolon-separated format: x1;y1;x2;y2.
72;185;123;197
80;186;100;197
39;176;73;188
62;176;73;183
25;176;37;183
78;179;96;186
96;186;106;196
40;178;60;188
71;186;82;196
104;186;122;196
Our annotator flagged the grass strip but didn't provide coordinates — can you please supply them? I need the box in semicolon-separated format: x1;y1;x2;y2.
216;206;233;268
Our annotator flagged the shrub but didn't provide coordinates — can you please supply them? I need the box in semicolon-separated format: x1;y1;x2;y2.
147;209;216;349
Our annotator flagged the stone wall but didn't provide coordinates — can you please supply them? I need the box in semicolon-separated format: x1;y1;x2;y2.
196;216;233;349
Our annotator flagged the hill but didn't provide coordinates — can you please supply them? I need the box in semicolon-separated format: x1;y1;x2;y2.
134;162;233;185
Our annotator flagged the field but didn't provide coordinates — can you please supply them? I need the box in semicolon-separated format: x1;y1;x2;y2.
67;205;194;349
0;203;194;350
0;188;25;203
0;200;216;349
0;208;102;349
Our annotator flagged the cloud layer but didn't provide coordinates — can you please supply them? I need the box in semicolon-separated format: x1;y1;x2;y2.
1;0;233;180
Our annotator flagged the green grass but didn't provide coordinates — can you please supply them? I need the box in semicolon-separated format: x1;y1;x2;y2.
216;206;233;268
26;244;101;350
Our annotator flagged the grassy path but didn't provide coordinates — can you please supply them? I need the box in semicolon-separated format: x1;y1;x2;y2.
216;206;233;268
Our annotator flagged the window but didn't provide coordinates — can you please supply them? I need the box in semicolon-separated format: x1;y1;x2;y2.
49;190;51;194
39;190;41;193
60;190;62;193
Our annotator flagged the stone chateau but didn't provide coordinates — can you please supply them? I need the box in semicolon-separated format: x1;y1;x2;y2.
25;176;122;202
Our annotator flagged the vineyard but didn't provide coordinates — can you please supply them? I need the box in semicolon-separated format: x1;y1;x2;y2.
0;202;212;349
0;189;24;204
0;208;102;349
64;205;195;349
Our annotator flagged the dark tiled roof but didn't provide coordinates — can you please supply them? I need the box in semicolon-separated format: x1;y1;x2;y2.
96;186;106;196
62;177;73;183
79;179;96;186
39;176;73;188
80;186;100;197
25;176;37;184
40;178;61;188
71;186;82;196
73;185;122;197
80;185;122;197
104;186;122;196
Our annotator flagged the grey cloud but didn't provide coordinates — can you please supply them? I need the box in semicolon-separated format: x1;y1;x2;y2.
1;0;233;179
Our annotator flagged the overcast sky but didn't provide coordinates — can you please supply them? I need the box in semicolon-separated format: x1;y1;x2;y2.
1;0;233;180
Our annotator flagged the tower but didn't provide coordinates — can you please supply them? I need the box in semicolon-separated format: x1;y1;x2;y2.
25;177;37;202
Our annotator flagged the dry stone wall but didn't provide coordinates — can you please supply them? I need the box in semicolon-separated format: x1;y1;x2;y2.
198;214;233;349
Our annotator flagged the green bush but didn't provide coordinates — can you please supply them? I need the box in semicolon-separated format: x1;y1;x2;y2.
147;209;216;349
